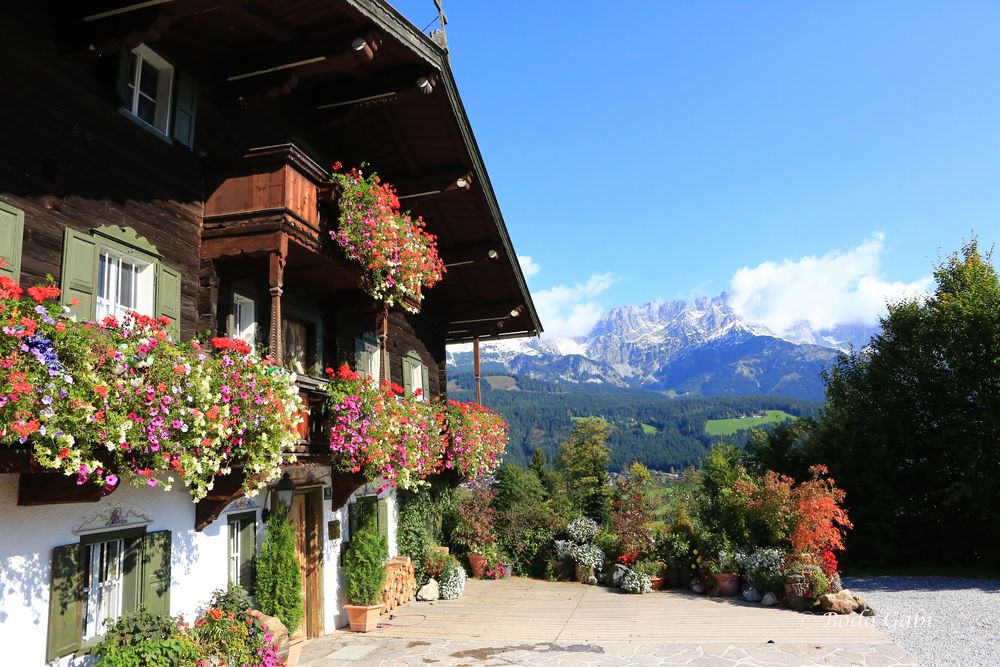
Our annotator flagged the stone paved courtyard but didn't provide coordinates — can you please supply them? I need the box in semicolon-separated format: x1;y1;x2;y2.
298;578;919;666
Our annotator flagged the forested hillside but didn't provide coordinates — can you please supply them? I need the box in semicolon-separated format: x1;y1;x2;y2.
448;374;820;472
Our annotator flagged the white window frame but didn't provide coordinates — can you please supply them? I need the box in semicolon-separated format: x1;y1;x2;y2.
96;246;155;322
228;520;242;588
232;293;257;347
83;537;125;639
125;45;174;135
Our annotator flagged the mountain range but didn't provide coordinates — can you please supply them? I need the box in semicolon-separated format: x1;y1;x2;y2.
446;294;878;400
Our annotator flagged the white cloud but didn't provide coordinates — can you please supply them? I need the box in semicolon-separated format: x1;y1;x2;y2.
518;255;541;279
728;233;932;334
533;272;616;339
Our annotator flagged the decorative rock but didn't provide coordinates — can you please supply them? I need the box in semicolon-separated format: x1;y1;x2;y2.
861;605;877;617
819;589;858;614
690;578;705;594
761;592;779;606
417;579;440;602
830;573;844;592
608;564;629;588
742;587;762;602
248;611;289;663
584;575;598;586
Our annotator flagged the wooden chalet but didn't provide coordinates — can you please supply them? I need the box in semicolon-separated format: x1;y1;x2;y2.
0;1;540;663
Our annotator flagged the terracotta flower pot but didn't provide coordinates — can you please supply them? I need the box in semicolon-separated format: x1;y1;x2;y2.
468;552;488;578
344;603;384;632
649;575;664;591
712;572;739;596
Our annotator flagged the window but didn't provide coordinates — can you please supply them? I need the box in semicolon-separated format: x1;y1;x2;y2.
355;336;381;381
83;538;124;638
123;45;174;135
61;226;181;338
402;351;429;400
283;317;310;375
47;530;172;662
96;248;154;321
232;293;257;346
228;512;257;593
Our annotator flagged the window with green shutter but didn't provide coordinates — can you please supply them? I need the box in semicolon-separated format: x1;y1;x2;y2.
354;334;380;380
46;528;172;661
228;511;257;594
402;350;429;400
0;201;24;284
59;226;182;338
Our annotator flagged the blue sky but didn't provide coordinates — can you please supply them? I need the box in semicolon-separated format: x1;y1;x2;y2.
391;1;1000;337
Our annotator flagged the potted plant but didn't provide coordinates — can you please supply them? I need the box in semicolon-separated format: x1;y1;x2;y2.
343;524;388;632
708;551;740;597
635;560;665;591
452;483;498;578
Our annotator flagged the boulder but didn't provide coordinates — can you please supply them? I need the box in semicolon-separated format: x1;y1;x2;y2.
607;564;629;588
248;611;289;663
862;605;877;617
760;592;779;606
584;575;598;586
830;573;844;592
690;578;705;594
417;579;440;602
819;589;857;614
742;587;762;602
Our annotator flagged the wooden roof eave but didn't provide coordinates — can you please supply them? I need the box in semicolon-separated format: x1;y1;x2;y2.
340;0;543;339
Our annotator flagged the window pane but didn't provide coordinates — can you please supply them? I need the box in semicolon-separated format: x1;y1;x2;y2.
98;253;107;300
282;319;308;375
136;96;157;126
139;61;159;100
119;261;134;309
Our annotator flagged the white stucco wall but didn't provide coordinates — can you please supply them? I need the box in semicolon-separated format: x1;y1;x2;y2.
0;473;399;665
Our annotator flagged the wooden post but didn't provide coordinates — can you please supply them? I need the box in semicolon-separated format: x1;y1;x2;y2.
473;336;481;405
268;236;287;364
378;302;390;384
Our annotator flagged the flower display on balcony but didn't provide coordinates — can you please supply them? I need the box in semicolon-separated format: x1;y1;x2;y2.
329;164;446;313
325;365;444;490
0;277;302;501
440;400;508;479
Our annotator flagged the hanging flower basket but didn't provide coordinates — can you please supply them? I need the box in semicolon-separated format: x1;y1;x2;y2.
439;401;508;480
0;277;303;501
329;163;445;313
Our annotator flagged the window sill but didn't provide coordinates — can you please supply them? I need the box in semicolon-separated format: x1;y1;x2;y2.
116;107;173;145
75;635;103;658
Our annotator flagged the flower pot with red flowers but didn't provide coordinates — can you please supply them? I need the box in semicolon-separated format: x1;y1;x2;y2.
343;524;388;632
635;560;665;590
468;552;488;578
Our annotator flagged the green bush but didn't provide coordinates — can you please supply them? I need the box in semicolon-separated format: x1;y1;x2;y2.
422;548;450;579
345;524;388;606
91;609;201;667
205;584;253;615
397;487;453;581
256;511;304;632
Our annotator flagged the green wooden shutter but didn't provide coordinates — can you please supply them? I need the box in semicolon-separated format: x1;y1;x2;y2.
156;263;181;340
121;535;143;614
402;356;414;396
60;228;97;321
376;497;390;548
0;202;24;284
140;531;171;615
349;496;376;537
46;543;83;662
421;365;430;399
172;70;197;149
116;50;133;106
354;339;367;377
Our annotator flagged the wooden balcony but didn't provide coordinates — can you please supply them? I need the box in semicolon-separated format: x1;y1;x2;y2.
203;143;332;254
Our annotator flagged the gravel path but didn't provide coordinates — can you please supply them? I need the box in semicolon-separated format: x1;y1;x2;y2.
843;576;1000;667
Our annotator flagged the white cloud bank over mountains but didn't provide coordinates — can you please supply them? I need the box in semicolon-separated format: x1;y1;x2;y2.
727;233;932;335
516;234;930;342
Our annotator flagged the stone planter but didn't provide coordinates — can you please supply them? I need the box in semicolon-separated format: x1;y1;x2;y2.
468;552;487;578
547;559;574;581
344;603;384;632
649;575;664;591
664;556;680;588
712;572;739;596
574;563;595;583
499;563;512;578
678;564;693;590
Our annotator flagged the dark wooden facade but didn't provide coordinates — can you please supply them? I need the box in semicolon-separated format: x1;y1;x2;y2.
0;0;540;514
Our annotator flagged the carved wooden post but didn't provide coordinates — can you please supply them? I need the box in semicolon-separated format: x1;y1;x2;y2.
473;336;482;405
378;302;390;384
268;236;288;364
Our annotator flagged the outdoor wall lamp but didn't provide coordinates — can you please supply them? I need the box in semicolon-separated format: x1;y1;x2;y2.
417;76;435;95
509;305;524;318
262;472;297;520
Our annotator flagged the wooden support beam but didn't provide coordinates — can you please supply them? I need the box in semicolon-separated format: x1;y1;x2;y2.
226;30;383;86
313;68;438;112
18;473;117;506
194;468;246;531
442;242;500;268
201;231;287;261
392;168;474;199
474;336;482;405
439;300;523;323
268;234;289;365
